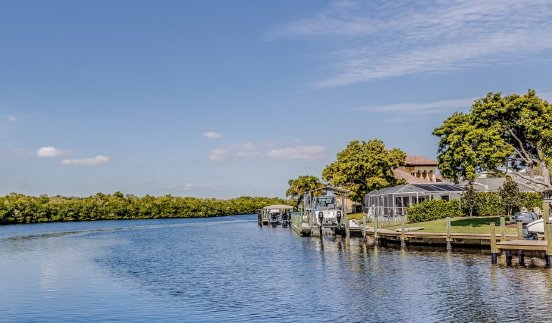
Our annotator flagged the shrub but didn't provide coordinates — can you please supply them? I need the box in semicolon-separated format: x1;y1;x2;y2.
474;192;503;216
519;192;543;211
407;200;461;223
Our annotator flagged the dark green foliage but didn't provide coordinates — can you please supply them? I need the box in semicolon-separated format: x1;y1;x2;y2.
519;192;543;210
407;200;462;223
433;90;552;191
322;139;406;205
498;176;522;218
474;192;504;216
460;184;477;216
286;175;324;200
468;192;542;217
0;193;288;225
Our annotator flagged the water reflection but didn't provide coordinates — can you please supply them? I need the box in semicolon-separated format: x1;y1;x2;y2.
2;215;552;322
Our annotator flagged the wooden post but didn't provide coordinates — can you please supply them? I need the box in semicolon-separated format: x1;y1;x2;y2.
490;222;498;264
374;215;379;245
400;215;406;248
506;250;513;266
345;218;350;239
446;217;452;250
546;223;552;267
362;214;366;239
517;221;523;240
500;217;505;241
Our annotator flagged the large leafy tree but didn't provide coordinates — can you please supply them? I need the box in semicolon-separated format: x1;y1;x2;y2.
322;139;406;205
286;175;324;201
434;90;552;192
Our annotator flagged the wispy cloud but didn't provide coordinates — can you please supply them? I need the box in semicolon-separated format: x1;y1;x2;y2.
356;97;475;114
270;0;552;87
61;155;109;165
161;183;195;192
37;146;64;158
267;145;327;160
209;142;260;161
203;131;222;140
7;116;16;124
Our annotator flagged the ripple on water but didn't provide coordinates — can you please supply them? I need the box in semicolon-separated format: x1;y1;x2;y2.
2;215;552;322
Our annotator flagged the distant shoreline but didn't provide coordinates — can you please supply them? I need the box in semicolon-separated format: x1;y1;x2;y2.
0;193;289;225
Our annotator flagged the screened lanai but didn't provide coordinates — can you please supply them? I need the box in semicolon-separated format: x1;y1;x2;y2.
365;183;464;217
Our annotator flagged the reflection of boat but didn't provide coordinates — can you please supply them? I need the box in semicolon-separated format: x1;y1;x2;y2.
258;205;294;225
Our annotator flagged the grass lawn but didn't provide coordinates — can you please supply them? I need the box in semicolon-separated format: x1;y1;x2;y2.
345;212;365;221
387;216;517;234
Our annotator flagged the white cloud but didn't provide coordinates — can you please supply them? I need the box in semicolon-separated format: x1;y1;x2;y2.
270;0;552;87
209;147;231;161
356;97;475;114
203;131;222;140
267;145;327;160
61;155;110;165
209;142;260;161
7;116;16;123
37;146;63;158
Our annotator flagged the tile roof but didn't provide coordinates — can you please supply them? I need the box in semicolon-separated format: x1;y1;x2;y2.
405;155;438;166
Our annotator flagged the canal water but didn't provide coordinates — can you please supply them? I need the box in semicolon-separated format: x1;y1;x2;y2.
1;214;552;322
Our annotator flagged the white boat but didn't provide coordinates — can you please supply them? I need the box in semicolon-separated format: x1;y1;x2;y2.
526;217;552;234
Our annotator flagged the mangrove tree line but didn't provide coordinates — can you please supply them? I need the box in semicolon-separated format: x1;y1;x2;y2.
0;192;288;225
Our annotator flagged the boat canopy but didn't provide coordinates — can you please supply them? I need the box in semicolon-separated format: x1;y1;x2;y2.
262;204;294;210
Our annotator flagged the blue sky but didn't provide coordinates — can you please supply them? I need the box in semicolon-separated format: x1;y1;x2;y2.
1;0;552;198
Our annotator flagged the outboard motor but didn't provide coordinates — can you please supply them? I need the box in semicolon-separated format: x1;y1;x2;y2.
336;210;342;225
318;211;324;226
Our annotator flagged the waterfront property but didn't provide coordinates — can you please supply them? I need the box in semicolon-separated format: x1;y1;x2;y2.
365;183;463;217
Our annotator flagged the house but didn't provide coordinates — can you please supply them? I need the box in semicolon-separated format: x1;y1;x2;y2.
393;155;445;184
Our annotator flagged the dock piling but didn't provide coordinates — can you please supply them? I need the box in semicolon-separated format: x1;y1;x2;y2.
490;223;498;264
546;223;552;267
506;250;513;266
500;217;505;241
446;217;452;250
400;216;406;248
374;215;379;246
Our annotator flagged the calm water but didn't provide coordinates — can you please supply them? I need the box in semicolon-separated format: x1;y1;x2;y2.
2;215;552;322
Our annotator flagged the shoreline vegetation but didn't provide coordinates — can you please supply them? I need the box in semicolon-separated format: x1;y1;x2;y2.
0;192;288;225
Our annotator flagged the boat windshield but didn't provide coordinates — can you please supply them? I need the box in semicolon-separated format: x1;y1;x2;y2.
314;196;336;209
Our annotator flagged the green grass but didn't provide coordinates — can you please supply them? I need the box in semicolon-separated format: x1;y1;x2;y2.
345;212;365;221
387;216;517;234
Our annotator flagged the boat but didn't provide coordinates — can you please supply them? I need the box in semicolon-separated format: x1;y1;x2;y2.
526;218;550;234
298;186;348;231
259;205;294;225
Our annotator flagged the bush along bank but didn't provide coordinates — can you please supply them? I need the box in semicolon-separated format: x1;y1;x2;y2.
406;192;543;224
0;193;289;225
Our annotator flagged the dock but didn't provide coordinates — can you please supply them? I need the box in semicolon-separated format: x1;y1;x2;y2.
490;221;552;266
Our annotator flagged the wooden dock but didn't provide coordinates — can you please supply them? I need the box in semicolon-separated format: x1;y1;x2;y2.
347;216;519;249
490;221;552;266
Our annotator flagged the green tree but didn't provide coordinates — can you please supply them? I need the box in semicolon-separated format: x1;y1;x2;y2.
499;176;522;220
460;183;477;217
286;175;324;201
434;90;552;191
322;139;406;205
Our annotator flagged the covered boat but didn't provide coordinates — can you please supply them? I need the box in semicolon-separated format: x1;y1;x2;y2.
258;205;294;225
